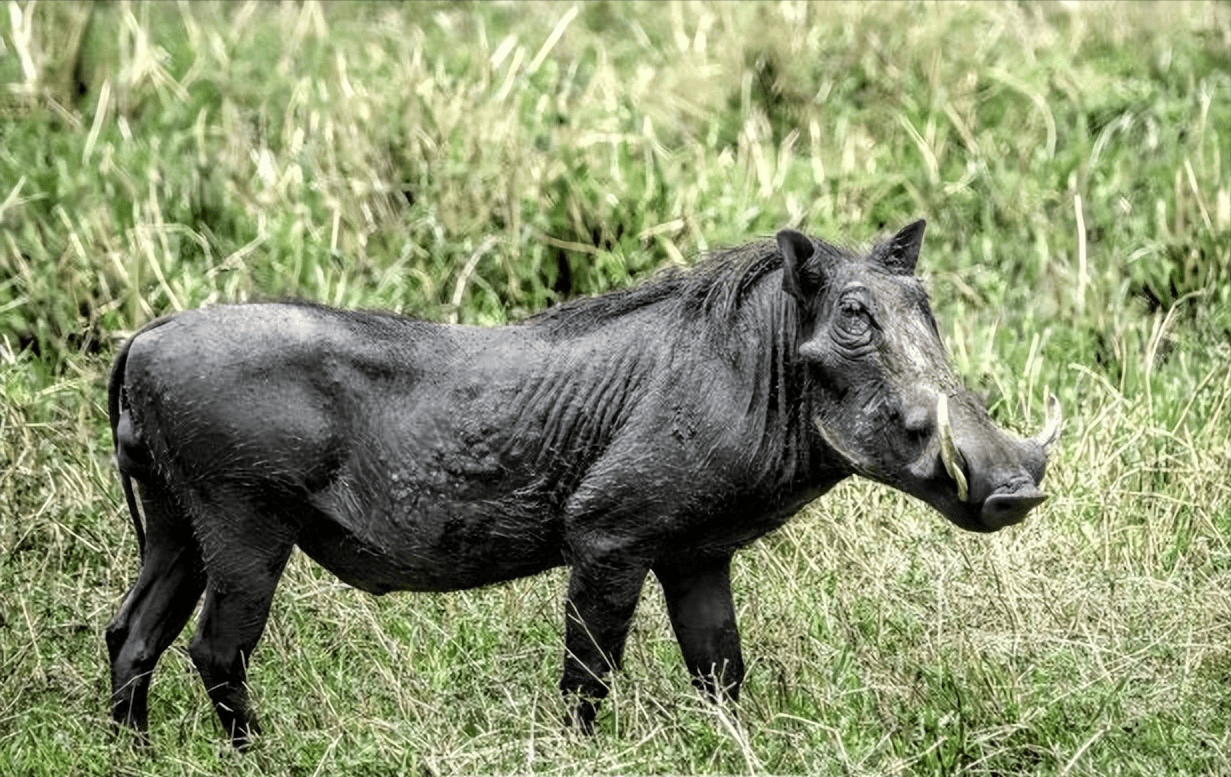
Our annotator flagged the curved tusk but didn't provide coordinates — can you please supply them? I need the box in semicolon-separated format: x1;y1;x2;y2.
1033;392;1063;451
937;393;969;502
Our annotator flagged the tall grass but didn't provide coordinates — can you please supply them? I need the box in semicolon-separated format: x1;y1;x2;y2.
1;2;1228;775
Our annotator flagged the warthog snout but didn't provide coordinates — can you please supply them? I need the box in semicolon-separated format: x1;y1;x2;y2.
935;392;1062;531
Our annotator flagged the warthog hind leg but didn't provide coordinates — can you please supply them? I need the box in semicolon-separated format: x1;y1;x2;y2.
186;491;297;751
106;480;207;743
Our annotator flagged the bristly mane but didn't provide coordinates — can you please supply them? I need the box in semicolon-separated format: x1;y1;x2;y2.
525;236;858;338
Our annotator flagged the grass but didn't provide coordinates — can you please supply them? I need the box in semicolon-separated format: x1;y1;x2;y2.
1;1;1229;774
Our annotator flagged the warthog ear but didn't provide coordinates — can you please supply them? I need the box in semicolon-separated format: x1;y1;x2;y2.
778;228;819;303
877;219;927;275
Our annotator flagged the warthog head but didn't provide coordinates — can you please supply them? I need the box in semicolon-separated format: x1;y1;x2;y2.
780;220;1061;532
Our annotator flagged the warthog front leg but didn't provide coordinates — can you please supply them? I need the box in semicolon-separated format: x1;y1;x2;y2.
653;554;745;704
559;560;649;732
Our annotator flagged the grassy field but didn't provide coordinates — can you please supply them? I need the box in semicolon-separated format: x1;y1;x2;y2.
1;1;1229;774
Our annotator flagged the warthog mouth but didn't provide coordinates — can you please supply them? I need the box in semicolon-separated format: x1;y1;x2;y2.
815;392;1062;531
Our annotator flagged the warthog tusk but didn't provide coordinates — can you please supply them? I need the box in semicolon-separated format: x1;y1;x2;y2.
1033;392;1063;451
937;393;969;502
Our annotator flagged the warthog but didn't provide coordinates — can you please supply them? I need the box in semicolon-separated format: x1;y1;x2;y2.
106;220;1060;748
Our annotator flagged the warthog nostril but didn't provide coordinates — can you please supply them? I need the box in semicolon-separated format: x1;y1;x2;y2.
981;487;1047;528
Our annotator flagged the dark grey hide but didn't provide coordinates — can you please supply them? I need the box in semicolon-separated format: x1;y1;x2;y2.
106;220;1060;749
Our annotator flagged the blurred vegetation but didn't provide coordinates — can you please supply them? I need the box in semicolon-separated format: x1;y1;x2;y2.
0;2;1228;775
2;2;1225;376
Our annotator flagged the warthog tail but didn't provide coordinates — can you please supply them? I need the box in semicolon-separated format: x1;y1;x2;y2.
108;330;146;561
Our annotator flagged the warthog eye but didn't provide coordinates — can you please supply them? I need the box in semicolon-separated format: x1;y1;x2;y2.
834;297;874;349
839;299;865;322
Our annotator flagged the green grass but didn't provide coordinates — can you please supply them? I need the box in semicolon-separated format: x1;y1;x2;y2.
1;1;1229;774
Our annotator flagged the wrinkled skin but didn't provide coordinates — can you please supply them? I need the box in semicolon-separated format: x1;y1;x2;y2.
105;220;1058;749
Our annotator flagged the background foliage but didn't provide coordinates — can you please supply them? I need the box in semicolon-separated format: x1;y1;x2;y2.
1;2;1228;775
